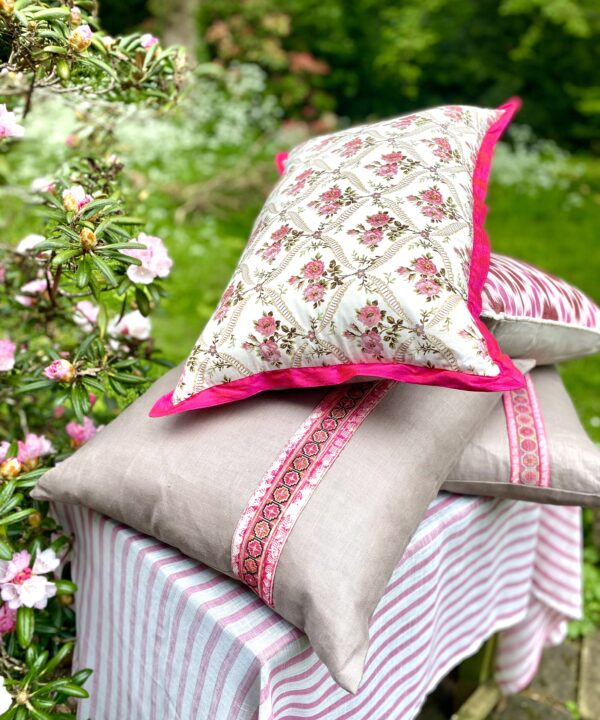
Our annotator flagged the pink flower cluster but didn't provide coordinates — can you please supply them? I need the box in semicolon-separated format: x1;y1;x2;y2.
62;184;93;213
123;233;172;284
0;104;24;140
66;416;98;447
140;33;159;49
43;358;75;383
16;277;47;307
0;339;16;372
0;549;58;610
0;433;55;467
108;310;152;340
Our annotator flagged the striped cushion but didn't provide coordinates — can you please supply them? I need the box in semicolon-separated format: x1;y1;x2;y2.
482;254;600;363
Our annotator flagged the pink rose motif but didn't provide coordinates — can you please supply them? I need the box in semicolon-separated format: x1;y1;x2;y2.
432;137;452;160
444;106;464;122
43;358;75;383
421;188;443;205
0;339;16;372
382;152;405;163
303;284;325;303
422;205;444;222
360;330;384;358
357;304;382;328
376;164;397;178
319;187;342;202
0;604;16;634
392;115;416;129
318;202;340;216
303;259;324;279
340;138;363;157
66;416;98;447
259;340;281;364
416;278;441;297
260;241;282;262
255;315;276;337
366;212;391;227
413;256;437;275
271;225;291;242
361;228;384;247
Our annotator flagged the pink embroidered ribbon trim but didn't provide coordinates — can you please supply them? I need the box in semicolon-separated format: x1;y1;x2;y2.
231;380;392;606
503;374;550;487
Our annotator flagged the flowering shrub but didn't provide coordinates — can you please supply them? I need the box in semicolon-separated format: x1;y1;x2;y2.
0;2;184;715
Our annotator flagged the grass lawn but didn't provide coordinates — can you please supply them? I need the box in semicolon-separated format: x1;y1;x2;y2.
151;170;600;441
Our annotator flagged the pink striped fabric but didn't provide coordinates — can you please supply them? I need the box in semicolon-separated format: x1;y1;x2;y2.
482;254;600;329
51;496;581;720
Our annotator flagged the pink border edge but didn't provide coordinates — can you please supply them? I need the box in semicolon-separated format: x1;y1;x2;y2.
150;99;524;418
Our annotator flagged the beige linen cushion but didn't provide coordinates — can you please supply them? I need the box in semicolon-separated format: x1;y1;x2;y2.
444;366;600;505
33;364;501;693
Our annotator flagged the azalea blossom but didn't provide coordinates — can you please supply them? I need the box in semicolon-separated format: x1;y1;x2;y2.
30;176;55;193
69;23;93;52
74;300;99;330
43;358;75;383
62;184;92;213
0;604;16;635
15;233;45;254
140;33;159;49
0;104;24;140
0;264;5;283
108;310;152;341
69;5;81;25
15;277;47;307
17;433;54;465
0;676;11;716
0;549;58;610
0;458;21;480
123;233;172;284
0;339;16;372
66;416;98;447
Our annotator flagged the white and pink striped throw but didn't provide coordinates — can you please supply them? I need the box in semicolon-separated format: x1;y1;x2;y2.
482;254;600;363
52;495;582;720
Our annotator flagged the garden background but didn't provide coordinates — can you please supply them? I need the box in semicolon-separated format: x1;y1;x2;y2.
2;0;600;714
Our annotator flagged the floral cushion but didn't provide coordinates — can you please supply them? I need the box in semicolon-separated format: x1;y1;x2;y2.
482;254;600;364
152;100;523;416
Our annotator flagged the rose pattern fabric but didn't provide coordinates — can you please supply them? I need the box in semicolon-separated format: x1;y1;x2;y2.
169;104;516;408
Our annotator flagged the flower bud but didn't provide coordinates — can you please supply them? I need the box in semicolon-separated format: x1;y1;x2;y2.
59;594;74;606
68;24;93;52
21;458;38;472
0;458;21;479
101;35;115;49
27;511;43;528
69;6;81;26
43;358;75;383
79;227;97;250
0;0;15;16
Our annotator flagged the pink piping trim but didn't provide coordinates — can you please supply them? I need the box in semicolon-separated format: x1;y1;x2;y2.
503;390;521;485
150;100;523;418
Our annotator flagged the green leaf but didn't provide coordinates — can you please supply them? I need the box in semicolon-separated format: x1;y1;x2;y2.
54;579;77;596
51;248;81;268
55;683;89;699
90;255;118;286
70;668;93;686
0;495;24;518
35;45;67;56
0;508;37;526
135;287;151;316
75;258;90;288
97;302;108;339
70;384;89;424
16;607;35;649
81;54;118;81
29;7;70;19
40;642;74;678
0;480;16;511
15;379;54;395
0;539;14;561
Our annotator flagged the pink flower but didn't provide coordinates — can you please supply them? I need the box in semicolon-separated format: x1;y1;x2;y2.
16;234;45;255
360;330;384;357
0;104;24;140
0;604;16;634
53;406;65;419
432;137;452;160
303;283;325;303
254;315;276;337
318;202;340;216
260;241;281;262
392;116;415;129
319;187;342;202
444;106;464;122
16;278;47;306
74;300;99;330
357;304;382;327
340;138;362;157
0;549;58;610
421;188;443;205
0;443;9;464
62;184;92;213
416;278;441;297
108;310;152;340
68;23;93;52
366;212;391;227
0;264;5;283
382;152;404;163
140;33;159;49
259;340;281;364
17;433;54;465
303;259;324;279
30;177;56;194
123;233;172;284
0;339;16;372
413;256;437;275
44;358;75;383
422;205;444;221
66;416;98;447
360;228;384;247
271;225;290;242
